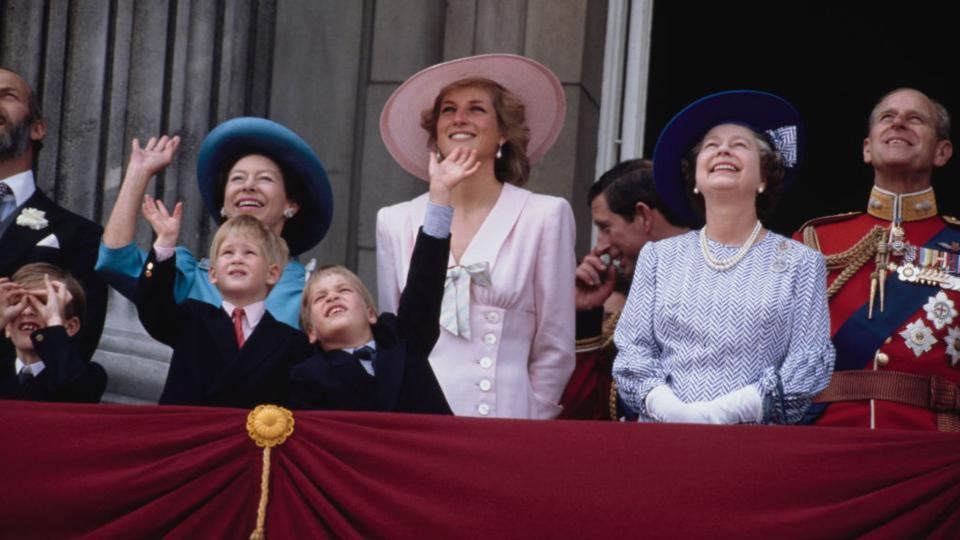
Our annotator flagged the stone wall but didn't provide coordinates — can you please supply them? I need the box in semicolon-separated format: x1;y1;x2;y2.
1;0;606;403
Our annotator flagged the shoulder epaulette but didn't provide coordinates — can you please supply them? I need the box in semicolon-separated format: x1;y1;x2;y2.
796;212;862;253
796;211;863;232
942;215;960;227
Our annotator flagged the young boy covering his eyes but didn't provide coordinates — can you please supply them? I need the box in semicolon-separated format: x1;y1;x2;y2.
0;263;107;402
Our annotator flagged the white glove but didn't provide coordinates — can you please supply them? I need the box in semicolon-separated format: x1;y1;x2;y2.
645;385;709;423
645;384;762;424
698;385;763;424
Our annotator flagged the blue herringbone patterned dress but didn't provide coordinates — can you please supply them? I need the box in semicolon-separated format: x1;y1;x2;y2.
613;230;835;423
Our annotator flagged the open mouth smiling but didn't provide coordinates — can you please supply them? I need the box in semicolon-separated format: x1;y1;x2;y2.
18;322;39;333
325;305;347;317
235;198;264;209
884;136;912;146
710;162;739;173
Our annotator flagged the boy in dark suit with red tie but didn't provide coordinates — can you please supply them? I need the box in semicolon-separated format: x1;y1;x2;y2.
0;263;107;402
136;202;309;408
286;148;481;413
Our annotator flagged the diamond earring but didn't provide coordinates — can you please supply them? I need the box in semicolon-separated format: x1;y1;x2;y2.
496;143;503;160
220;207;228;218
283;207;295;219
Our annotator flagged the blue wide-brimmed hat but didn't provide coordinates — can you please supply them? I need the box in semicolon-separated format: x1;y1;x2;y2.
197;117;333;256
652;90;804;226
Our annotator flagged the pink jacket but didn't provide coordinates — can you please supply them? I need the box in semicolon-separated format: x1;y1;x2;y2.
377;183;576;419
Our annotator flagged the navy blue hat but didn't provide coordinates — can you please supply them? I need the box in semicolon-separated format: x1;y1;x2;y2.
652;90;803;226
197;117;333;256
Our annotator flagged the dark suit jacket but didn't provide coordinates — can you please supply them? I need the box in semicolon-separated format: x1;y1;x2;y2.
136;250;311;408
0;188;108;364
289;230;451;414
0;326;107;403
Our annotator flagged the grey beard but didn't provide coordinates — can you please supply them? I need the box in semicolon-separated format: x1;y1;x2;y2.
0;119;32;162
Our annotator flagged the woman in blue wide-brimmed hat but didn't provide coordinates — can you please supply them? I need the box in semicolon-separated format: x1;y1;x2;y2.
97;118;333;328
612;90;835;425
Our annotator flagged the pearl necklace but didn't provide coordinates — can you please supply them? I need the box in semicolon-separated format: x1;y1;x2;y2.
699;220;763;271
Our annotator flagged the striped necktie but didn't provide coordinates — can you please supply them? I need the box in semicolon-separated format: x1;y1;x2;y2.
0;182;14;222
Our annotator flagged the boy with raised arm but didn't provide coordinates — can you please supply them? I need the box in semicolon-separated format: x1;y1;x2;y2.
136;198;309;407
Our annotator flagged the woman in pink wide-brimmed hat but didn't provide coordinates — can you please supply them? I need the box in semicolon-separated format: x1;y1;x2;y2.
376;54;575;420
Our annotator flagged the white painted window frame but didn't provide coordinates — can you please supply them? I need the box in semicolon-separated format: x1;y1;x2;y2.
592;0;654;244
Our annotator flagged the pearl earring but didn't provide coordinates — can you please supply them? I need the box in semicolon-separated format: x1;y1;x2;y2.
758;185;765;194
283;207;295;219
220;207;228;218
496;143;503;160
693;186;699;194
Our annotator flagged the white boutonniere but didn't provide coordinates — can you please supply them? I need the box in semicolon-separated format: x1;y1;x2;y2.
16;207;49;231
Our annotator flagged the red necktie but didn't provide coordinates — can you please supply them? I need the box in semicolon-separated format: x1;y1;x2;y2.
232;307;246;349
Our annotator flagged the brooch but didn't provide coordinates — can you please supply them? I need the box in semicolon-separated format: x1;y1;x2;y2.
15;207;48;230
770;240;790;273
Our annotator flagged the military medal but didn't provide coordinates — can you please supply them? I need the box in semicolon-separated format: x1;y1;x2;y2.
900;319;937;357
946;327;960;367
893;262;960;291
923;291;957;330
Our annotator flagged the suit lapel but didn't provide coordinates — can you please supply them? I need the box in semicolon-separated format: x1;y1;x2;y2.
456;183;530;269
327;349;375;393
0;191;65;273
200;306;241;396
231;312;285;379
372;318;403;410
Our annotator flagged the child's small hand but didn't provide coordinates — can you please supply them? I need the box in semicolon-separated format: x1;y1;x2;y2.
127;135;181;179
142;195;183;248
428;148;480;206
26;274;71;328
0;278;28;329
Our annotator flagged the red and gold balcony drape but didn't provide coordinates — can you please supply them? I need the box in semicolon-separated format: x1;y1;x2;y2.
1;400;958;539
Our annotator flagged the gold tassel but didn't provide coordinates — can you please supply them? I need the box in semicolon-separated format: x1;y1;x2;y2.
246;404;295;540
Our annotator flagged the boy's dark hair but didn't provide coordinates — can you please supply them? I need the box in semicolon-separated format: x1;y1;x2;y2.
588;159;687;227
11;262;86;326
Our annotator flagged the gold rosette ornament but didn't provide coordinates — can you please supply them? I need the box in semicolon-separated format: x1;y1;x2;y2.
246;404;295;540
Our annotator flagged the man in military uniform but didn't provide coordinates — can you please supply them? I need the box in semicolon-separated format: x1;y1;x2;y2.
796;88;958;430
560;159;688;420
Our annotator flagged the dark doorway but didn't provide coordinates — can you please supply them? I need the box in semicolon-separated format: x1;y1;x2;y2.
645;1;958;234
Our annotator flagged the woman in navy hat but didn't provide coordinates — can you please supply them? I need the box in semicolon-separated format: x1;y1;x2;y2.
612;91;835;425
97;118;333;328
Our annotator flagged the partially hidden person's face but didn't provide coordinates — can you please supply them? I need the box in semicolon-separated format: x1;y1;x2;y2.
435;86;505;160
209;232;280;301
863;89;952;174
305;273;377;346
222;154;300;235
591;192;648;279
695;123;765;201
0;69;45;160
2;279;79;355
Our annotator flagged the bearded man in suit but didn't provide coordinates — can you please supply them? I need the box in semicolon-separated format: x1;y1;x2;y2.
0;67;106;366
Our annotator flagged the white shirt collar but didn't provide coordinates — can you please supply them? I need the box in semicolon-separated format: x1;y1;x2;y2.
221;299;267;340
343;340;377;354
0;170;36;207
14;357;46;377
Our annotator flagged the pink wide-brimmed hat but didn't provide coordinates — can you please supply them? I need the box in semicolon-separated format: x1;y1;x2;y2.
379;53;566;181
